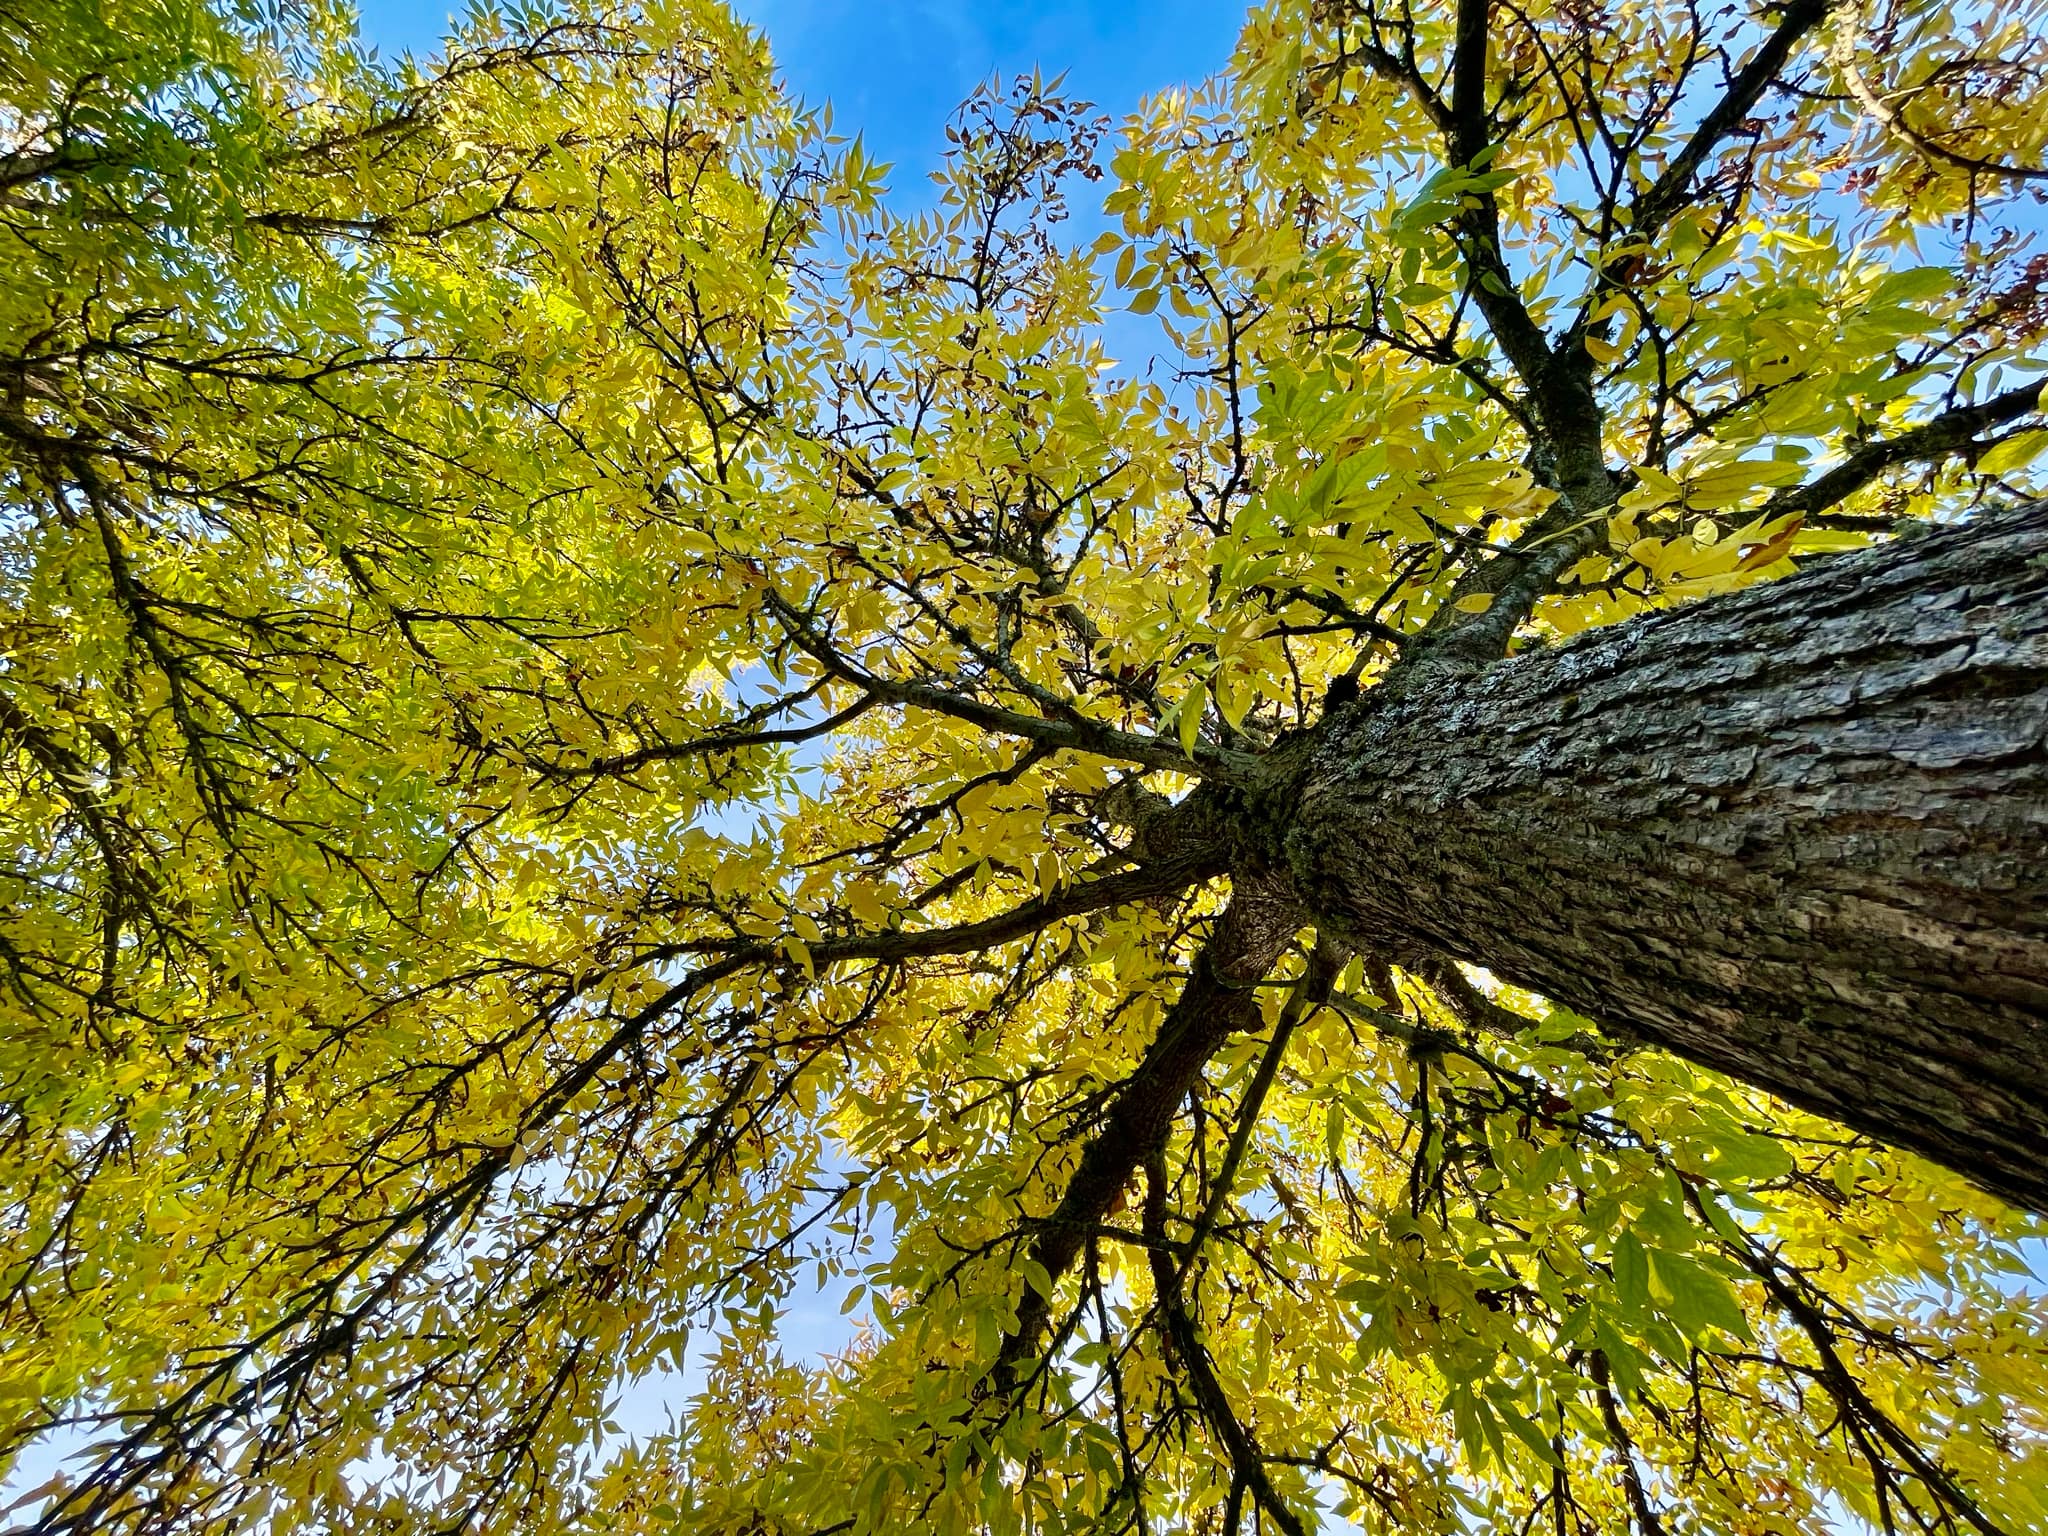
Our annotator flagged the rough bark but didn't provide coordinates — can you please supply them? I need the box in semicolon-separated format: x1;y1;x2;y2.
1283;501;2048;1213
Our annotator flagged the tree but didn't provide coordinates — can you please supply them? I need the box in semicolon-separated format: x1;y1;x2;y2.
2;0;2046;1532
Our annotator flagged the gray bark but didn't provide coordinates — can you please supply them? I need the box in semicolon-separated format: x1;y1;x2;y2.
1282;501;2048;1213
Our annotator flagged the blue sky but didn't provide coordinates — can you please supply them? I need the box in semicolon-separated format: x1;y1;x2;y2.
356;0;1250;202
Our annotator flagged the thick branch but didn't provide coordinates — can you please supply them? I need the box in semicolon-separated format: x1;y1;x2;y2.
1449;0;1491;169
534;691;876;779
1338;3;1560;415
1410;490;1606;665
1143;1152;1310;1536
1757;380;2045;525
1590;1354;1670;1536
1830;3;2048;185
990;873;1303;1386
1628;0;1837;234
667;855;1223;972
766;592;1254;780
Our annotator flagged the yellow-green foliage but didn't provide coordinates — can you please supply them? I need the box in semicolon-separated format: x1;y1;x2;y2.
1;0;2044;1532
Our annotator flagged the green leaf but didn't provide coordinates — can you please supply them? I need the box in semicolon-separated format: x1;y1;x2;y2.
1489;1392;1566;1469
1594;1322;1647;1397
1703;1130;1795;1184
1648;1250;1751;1344
1612;1229;1649;1314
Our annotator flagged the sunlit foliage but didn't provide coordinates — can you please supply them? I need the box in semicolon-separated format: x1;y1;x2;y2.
1;0;2045;1532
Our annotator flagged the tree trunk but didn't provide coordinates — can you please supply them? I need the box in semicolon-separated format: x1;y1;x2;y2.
1283;501;2048;1214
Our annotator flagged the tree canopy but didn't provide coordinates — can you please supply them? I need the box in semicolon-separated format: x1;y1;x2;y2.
2;1;2047;1534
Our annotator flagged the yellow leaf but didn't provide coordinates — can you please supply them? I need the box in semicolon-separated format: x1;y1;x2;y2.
844;880;890;926
1978;430;2048;476
1178;679;1207;756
